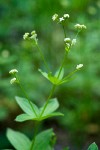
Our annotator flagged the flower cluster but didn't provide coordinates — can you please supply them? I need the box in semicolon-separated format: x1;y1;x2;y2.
10;78;17;84
52;13;70;23
64;38;77;51
23;33;29;40
75;24;86;30
9;69;18;84
23;30;38;44
9;69;18;74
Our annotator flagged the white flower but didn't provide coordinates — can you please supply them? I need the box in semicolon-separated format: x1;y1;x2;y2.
64;14;69;18
10;78;17;84
76;64;83;69
81;25;87;29
52;14;58;21
31;30;36;35
71;39;76;46
64;38;71;43
59;17;64;22
23;33;29;40
75;24;86;29
30;34;37;40
30;30;38;44
9;69;18;74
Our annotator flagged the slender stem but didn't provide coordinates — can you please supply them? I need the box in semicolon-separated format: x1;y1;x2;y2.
30;121;40;150
62;69;77;81
36;44;50;72
57;51;67;79
75;29;82;39
15;75;38;117
39;84;56;118
62;24;66;38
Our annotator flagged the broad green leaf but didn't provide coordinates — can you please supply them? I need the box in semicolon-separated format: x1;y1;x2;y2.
87;142;98;150
15;96;39;116
33;129;54;150
40;112;64;120
40;98;59;116
55;68;64;80
15;113;37;122
6;128;31;150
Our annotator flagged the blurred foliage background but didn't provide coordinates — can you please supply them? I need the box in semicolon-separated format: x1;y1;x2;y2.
0;0;100;149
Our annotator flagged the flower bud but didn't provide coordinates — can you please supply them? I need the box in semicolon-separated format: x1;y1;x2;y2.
9;69;18;74
76;64;83;70
10;78;17;84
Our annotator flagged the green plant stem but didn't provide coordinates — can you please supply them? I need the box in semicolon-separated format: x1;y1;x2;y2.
57;24;68;78
75;29;82;39
57;51;67;79
36;44;50;72
62;69;77;81
62;24;66;38
30;121;40;150
40;51;68;118
15;75;38;117
39;84;56;118
30;84;56;149
30;23;68;149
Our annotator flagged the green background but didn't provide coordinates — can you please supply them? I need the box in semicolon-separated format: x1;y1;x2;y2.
0;0;100;149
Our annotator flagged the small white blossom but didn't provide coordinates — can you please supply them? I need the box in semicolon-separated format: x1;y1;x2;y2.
64;38;71;43
23;33;29;40
10;78;17;84
30;30;38;44
71;39;76;46
64;14;69;18
81;25;87;29
76;64;83;70
9;69;18;74
30;34;37;40
31;30;36;35
75;24;86;29
52;14;58;21
59;17;64;22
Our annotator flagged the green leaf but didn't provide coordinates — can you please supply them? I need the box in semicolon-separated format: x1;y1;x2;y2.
33;129;54;150
38;69;49;80
55;68;64;80
15;96;39;116
39;69;61;85
87;142;98;150
40;98;59;116
6;128;31;150
40;112;64;120
48;75;60;85
15;113;37;122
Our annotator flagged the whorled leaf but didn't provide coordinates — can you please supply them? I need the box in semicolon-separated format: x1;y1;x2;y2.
15;97;63;122
6;128;31;150
87;142;98;150
32;129;55;150
15;96;40;116
15;113;38;122
40;98;59;116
